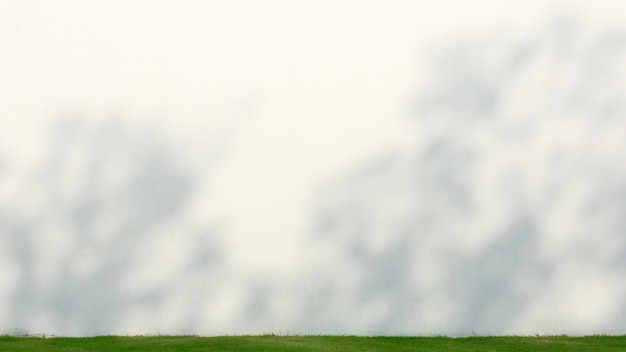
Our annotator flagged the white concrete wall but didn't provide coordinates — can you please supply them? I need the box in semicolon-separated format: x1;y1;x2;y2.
1;0;626;336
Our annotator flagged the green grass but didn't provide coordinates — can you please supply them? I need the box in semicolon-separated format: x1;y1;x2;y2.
1;335;625;351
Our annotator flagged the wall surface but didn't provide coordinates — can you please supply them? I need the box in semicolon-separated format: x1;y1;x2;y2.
1;0;626;337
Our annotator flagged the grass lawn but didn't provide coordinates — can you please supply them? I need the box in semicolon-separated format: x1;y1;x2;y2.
1;335;625;351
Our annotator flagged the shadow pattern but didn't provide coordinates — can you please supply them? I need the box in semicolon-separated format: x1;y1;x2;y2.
308;18;626;336
0;116;223;336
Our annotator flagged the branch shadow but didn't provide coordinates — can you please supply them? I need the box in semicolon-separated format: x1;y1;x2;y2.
307;17;626;336
1;115;225;336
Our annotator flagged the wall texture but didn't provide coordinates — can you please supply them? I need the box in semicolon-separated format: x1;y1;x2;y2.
1;1;626;336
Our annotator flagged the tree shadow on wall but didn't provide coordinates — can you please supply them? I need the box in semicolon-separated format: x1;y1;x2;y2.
1;116;224;336
307;18;626;336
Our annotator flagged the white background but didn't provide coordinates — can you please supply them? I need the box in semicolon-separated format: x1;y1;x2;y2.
1;0;626;336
